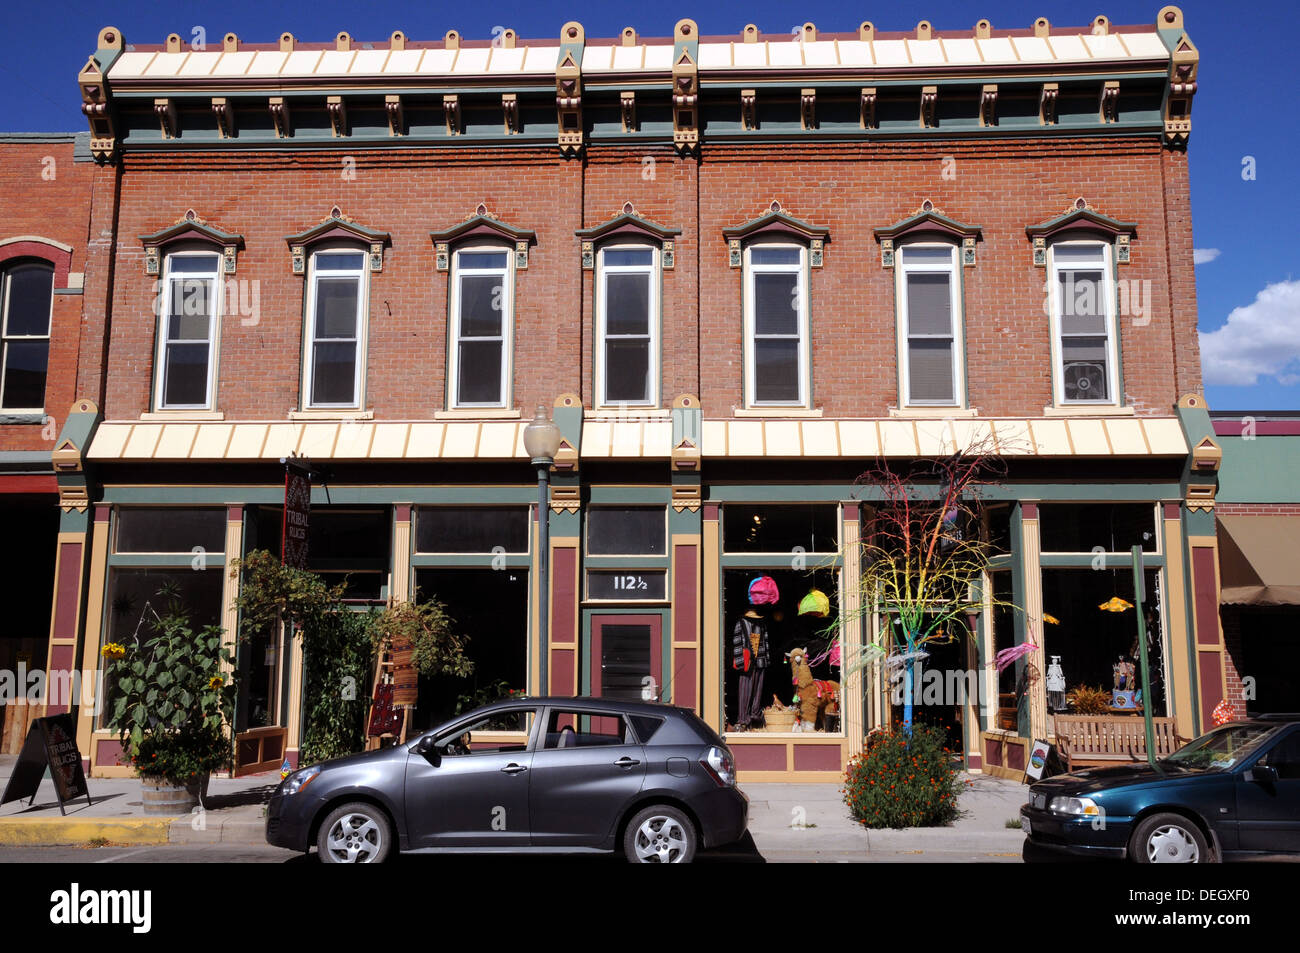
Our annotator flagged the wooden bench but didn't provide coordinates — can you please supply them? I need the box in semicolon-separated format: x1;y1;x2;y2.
1052;715;1187;770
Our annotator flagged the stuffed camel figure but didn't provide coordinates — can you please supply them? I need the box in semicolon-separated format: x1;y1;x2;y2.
787;647;839;731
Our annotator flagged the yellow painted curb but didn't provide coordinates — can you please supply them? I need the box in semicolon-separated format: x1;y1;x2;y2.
0;817;177;846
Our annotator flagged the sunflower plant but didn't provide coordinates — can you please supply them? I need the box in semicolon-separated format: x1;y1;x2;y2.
101;590;237;782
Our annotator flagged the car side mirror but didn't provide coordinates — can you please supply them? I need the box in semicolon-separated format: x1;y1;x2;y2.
1247;765;1278;784
415;736;440;764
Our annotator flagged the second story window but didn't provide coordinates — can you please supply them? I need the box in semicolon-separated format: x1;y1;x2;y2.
0;259;54;411
897;245;963;406
450;247;512;408
597;245;658;408
745;244;808;407
305;249;368;409
156;253;222;410
1050;242;1118;405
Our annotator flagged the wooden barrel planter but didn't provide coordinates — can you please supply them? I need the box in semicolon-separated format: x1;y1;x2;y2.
141;775;209;815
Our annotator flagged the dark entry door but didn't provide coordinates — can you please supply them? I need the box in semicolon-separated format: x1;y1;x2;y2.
591;614;663;702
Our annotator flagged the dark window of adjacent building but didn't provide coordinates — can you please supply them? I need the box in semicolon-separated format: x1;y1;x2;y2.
724;503;838;553
1;260;54;411
586;506;666;556
415;506;529;554
114;507;227;554
1038;502;1156;553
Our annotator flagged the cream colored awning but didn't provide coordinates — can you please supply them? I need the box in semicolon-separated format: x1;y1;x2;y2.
86;416;1187;463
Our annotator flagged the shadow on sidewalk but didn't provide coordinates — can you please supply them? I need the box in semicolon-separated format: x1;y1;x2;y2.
200;784;277;811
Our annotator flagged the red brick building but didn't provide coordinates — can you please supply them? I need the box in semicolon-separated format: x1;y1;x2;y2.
0;134;100;749
43;9;1242;780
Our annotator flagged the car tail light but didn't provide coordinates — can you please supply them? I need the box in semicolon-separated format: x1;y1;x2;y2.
700;746;736;787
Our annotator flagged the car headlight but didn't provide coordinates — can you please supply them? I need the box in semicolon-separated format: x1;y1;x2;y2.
1049;795;1100;817
282;765;320;796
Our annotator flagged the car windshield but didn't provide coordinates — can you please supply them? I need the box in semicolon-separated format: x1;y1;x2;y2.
1161;723;1278;771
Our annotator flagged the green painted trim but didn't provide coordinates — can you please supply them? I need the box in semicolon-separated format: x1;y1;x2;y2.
410;554;530;568
57;507;90;535
586;486;672;503
720;554;842;569
0;450;52;466
106;553;226;568
1037;553;1164;569
702;72;1170;92
579;606;672;698
1214;434;1300;503
584;554;670;569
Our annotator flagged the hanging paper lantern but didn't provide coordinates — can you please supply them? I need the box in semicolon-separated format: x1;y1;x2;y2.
748;575;779;605
1042;613;1061;625
798;588;830;617
1098;597;1134;613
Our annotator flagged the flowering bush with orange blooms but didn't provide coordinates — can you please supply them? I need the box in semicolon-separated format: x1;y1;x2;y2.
842;724;964;829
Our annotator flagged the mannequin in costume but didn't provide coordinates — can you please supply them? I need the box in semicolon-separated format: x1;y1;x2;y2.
732;608;771;729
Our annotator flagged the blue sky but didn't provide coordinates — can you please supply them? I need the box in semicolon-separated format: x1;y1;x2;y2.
2;0;1296;410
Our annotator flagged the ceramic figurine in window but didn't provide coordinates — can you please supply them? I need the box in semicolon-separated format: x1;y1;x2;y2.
1046;655;1067;712
731;576;778;730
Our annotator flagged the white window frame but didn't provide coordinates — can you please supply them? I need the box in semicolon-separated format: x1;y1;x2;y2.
895;242;965;408
0;259;55;413
449;244;514;409
595;243;660;409
1047;240;1120;407
153;249;223;411
743;241;810;409
303;245;369;410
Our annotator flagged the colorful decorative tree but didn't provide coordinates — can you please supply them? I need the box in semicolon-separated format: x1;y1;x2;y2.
839;431;1022;732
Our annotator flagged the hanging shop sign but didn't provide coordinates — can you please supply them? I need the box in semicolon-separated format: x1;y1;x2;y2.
282;461;311;570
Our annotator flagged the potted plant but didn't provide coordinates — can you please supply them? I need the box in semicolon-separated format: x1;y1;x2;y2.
101;590;237;813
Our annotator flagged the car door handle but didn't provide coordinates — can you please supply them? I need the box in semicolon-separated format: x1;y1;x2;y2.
500;763;528;775
613;757;641;769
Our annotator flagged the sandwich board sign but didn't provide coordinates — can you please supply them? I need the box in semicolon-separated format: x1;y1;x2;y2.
0;713;91;815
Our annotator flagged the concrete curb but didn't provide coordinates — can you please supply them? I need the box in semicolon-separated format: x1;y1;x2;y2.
0;817;176;846
169;816;267;846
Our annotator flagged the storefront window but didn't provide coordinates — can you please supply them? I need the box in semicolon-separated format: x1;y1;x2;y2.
412;568;529;731
586;506;666;556
416;506;529;554
1040;567;1167;717
114;507;226;554
723;503;838;554
101;566;224;729
721;567;840;733
1039;502;1157;553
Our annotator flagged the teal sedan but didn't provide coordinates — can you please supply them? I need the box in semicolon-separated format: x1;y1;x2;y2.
1020;714;1300;863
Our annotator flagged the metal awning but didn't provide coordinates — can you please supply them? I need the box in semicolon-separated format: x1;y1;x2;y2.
1217;514;1300;606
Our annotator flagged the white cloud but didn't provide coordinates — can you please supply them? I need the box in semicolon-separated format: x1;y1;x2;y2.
1193;248;1221;265
1201;280;1300;387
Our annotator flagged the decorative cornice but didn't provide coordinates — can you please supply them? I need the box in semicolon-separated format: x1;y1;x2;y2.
1025;198;1137;241
140;209;244;275
431;204;537;270
285;206;390;273
577;203;680;270
874;199;981;267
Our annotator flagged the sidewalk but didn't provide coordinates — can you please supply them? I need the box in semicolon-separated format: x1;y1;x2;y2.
0;754;275;846
3;753;1030;857
742;772;1029;860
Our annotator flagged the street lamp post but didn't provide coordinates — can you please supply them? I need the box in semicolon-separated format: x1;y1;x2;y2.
523;405;562;698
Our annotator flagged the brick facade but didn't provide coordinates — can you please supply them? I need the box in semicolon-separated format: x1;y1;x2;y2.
94;136;1196;423
0;139;98;450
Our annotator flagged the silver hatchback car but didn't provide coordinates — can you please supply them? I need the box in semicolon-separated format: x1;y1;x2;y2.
266;696;748;863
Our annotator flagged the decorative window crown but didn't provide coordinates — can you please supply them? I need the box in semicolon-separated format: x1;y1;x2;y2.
140;208;244;275
285;206;390;274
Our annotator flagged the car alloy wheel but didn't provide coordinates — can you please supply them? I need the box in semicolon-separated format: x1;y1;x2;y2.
317;802;392;864
625;805;697;863
1146;824;1200;863
1130;812;1209;864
